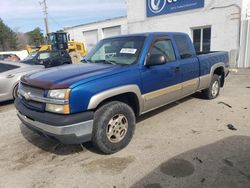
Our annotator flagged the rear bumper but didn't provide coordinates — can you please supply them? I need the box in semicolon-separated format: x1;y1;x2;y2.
15;98;94;144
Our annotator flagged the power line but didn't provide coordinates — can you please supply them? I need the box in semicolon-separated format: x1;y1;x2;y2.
48;16;64;30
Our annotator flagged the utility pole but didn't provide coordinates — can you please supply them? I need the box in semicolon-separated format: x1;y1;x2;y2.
39;0;49;35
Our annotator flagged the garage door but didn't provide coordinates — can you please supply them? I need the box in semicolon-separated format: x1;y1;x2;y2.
103;26;121;38
82;30;98;51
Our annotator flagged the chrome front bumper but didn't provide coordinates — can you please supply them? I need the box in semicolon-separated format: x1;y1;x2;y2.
17;112;93;144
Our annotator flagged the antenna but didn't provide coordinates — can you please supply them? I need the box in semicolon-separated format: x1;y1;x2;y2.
39;0;49;35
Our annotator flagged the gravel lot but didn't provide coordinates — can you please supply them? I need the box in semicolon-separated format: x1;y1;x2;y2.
0;70;249;188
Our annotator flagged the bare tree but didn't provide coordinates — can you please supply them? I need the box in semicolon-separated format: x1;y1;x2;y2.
16;32;29;50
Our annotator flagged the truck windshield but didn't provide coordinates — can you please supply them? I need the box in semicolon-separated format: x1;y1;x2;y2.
84;36;145;65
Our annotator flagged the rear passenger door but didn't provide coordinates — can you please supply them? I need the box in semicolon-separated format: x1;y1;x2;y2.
141;37;182;112
173;34;200;96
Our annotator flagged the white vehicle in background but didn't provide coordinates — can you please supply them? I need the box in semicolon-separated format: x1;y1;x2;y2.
0;50;29;61
0;61;44;102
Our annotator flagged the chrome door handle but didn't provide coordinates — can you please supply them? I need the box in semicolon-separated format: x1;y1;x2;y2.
175;67;181;72
6;74;15;78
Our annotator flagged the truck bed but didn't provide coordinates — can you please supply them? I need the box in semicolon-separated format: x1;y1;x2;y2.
197;51;229;76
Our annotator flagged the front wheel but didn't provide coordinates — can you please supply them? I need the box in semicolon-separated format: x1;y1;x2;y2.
202;74;221;99
92;101;136;154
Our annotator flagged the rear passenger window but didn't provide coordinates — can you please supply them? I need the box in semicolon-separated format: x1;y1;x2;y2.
174;35;193;59
151;39;176;62
0;64;19;73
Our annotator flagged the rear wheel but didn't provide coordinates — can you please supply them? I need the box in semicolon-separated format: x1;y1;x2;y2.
202;74;220;99
92;101;136;154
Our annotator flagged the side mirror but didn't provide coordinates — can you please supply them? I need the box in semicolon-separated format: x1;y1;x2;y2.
146;54;166;66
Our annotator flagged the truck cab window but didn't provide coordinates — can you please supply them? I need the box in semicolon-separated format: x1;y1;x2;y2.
150;39;176;62
174;35;193;59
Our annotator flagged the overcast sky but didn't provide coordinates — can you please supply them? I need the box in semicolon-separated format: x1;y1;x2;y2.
0;0;127;33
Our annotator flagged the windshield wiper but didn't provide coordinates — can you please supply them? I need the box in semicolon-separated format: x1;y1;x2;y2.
81;59;92;63
97;60;117;65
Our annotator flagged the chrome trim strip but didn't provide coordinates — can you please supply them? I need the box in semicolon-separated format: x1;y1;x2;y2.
143;84;182;101
142;78;199;113
182;79;199;88
143;78;199;101
17;112;93;137
18;89;68;105
141;90;198;115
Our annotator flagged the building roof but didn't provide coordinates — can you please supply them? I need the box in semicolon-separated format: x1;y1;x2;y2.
64;16;127;30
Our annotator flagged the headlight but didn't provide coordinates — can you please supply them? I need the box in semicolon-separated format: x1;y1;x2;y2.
46;104;70;114
47;89;71;99
46;89;71;114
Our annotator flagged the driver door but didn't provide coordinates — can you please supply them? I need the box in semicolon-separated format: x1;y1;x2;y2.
141;37;182;112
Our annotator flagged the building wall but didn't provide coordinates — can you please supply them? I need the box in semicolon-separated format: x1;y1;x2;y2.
238;0;250;68
127;0;242;53
64;17;127;50
64;0;249;67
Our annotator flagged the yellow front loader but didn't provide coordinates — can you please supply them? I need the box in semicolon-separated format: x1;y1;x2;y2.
27;32;87;63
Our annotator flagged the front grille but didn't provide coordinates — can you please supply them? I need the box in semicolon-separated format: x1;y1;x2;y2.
19;83;45;111
19;83;44;97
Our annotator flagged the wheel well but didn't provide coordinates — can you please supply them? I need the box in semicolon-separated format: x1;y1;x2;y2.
214;67;225;87
96;92;140;116
12;83;19;99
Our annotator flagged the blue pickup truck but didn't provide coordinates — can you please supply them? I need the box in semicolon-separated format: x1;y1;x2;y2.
15;32;229;154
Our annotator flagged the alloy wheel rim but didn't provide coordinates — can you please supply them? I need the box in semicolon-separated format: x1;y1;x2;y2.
211;80;219;97
106;114;128;143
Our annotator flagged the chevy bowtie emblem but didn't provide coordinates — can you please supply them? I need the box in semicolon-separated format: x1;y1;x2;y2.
23;92;31;100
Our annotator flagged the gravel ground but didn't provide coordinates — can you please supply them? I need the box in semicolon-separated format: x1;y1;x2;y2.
0;69;249;188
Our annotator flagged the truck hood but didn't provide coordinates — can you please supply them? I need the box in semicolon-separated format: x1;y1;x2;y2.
21;63;128;89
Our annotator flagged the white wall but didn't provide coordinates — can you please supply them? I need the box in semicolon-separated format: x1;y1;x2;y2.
64;17;127;50
238;0;250;68
127;0;242;53
63;0;249;67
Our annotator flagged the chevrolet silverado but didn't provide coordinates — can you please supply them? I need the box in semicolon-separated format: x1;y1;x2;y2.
15;32;229;154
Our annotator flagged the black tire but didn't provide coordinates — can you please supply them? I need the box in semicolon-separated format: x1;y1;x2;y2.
13;84;18;99
92;101;136;154
202;74;221;100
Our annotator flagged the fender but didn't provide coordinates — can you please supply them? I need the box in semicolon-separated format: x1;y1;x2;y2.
199;62;225;90
210;62;225;77
87;85;144;114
